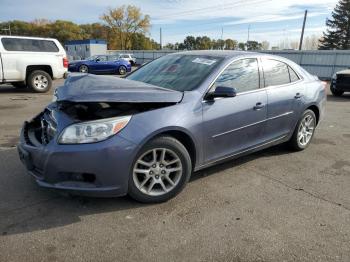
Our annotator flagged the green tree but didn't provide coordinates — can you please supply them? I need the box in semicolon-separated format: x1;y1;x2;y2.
246;40;262;50
238;42;246;50
319;0;350;49
184;36;196;50
224;39;238;50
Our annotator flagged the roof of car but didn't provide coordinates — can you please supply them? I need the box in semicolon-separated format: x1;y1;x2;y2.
174;50;260;58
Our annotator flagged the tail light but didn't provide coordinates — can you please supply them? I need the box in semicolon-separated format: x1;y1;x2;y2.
63;57;68;68
321;81;327;90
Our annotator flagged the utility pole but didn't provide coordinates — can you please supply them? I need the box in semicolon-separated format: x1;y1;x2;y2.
299;10;308;50
247;24;250;42
221;27;224;50
160;27;162;50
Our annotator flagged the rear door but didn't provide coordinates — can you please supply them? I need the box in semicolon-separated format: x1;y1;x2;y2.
261;58;305;140
202;58;268;163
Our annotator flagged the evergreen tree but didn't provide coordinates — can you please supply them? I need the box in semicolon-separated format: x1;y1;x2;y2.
319;0;350;50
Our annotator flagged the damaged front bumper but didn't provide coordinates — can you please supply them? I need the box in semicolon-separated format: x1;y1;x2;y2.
18;105;138;197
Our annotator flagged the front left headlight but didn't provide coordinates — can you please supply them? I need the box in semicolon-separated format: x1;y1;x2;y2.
58;116;132;144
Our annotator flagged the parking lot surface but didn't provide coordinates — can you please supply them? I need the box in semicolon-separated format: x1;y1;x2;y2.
0;81;349;262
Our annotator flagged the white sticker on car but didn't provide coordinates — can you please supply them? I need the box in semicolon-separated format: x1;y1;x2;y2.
192;58;217;66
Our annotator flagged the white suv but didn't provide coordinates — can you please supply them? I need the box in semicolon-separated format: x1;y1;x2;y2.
119;53;136;65
0;36;68;92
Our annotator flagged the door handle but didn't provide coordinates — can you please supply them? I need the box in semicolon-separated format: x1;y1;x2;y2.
253;102;265;110
295;93;303;99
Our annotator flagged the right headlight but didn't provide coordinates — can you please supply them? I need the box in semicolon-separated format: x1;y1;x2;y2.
58;115;131;144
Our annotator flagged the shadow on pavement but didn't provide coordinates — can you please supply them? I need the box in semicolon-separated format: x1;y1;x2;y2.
0;143;293;236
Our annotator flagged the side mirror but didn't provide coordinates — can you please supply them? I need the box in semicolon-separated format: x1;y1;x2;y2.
95;58;100;62
206;86;237;100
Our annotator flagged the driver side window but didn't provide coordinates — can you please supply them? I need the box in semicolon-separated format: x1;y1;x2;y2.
214;58;260;93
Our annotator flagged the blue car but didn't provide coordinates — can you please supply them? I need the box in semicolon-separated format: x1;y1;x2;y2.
18;51;326;203
68;55;132;75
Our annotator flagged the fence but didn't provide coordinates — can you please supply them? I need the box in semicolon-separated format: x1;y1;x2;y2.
107;49;350;79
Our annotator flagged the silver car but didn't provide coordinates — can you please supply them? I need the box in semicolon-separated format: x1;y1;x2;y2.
119;53;136;65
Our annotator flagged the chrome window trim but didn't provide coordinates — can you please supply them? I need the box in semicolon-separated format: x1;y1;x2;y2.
202;56;305;101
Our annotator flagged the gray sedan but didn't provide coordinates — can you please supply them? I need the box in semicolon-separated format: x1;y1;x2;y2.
18;51;326;203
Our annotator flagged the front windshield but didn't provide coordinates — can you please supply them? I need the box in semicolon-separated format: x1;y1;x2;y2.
126;54;224;91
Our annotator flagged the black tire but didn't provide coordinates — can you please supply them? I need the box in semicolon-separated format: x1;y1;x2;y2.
27;70;52;93
330;85;344;97
12;82;27;89
118;65;127;75
79;65;89;73
289;109;317;151
128;136;192;203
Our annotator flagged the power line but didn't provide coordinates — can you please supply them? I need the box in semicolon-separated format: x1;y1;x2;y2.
155;0;272;19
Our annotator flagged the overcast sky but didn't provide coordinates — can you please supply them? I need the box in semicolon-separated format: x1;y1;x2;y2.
0;0;338;46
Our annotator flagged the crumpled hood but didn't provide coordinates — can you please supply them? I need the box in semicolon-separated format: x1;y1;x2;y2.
56;74;184;103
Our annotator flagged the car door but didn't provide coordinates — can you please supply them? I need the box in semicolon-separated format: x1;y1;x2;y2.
261;58;305;140
202;58;268;163
90;55;109;73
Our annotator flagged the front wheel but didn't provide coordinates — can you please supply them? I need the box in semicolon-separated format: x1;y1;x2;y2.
128;136;192;203
289;109;317;151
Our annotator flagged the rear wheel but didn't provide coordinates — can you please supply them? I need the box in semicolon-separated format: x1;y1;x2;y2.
289;109;316;151
79;65;89;73
27;70;52;93
118;65;127;75
128;136;192;203
330;85;344;97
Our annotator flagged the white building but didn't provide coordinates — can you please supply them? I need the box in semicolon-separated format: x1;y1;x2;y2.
65;39;107;61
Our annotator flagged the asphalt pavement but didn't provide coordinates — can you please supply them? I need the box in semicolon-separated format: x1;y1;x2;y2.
0;81;349;262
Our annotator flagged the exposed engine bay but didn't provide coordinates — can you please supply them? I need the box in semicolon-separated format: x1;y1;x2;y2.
57;101;176;121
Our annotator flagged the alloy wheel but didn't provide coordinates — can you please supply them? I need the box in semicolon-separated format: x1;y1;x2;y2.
297;114;315;146
33;75;49;90
133;148;183;196
79;65;88;73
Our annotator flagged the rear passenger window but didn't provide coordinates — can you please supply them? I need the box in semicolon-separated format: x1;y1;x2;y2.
262;59;290;86
214;58;260;93
1;38;59;52
288;67;300;82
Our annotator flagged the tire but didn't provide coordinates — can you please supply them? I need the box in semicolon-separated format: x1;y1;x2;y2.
27;70;52;93
12;82;27;89
79;65;89;73
118;65;127;75
289;109;317;151
128;136;192;203
330;85;344;97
